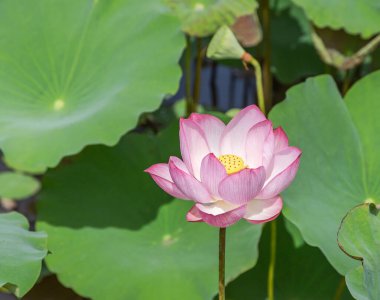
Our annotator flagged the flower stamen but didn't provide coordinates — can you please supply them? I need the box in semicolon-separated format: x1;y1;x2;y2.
218;154;246;175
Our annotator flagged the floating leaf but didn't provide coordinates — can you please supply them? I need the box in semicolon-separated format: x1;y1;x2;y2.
0;172;40;200
338;203;380;300
0;0;183;173
37;124;262;300
0;212;47;297
269;71;380;274
166;0;257;37
292;0;380;38
225;216;353;299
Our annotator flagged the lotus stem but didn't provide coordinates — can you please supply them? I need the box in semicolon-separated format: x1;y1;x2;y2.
185;34;193;116
219;227;226;300
333;277;346;300
341;69;354;96
249;57;265;114
260;0;273;110
262;7;275;295
193;37;203;112
267;220;277;300
242;53;266;114
210;60;218;109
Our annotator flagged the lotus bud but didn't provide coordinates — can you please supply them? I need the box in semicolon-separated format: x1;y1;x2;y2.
207;25;246;61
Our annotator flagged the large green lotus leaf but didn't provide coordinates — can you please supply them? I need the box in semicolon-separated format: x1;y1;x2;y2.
224;216;353;299
292;0;380;38
338;203;380;300
0;0;183;173
37;124;262;300
346;267;369;300
0;172;40;200
0;212;47;297
166;0;257;37
269;72;380;274
345;72;380;198
283;217;304;248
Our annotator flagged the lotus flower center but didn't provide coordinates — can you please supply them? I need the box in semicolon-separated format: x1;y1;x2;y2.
218;154;246;175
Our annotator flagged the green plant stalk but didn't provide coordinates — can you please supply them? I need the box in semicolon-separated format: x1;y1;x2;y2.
210;61;218;109
333;277;346;300
268;220;277;300
249;57;266;114
219;227;226;300
193;38;203;112
341;69;354;96
260;0;273;110
185;34;193;116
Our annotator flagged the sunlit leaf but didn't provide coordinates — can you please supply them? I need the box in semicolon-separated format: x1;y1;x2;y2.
269;71;380;274
0;0;183;173
0;212;47;297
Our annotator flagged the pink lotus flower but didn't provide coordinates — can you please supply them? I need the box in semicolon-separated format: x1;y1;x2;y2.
145;105;301;227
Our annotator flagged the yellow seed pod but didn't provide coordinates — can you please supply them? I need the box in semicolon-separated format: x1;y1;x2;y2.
218;154;246;175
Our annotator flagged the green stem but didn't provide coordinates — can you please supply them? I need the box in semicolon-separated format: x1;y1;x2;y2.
210;61;218;109
249;57;266;114
219;227;226;300
185;34;193;116
268;220;277;300
333;277;346;300
193;37;203;112
261;0;273;110
341;69;353;96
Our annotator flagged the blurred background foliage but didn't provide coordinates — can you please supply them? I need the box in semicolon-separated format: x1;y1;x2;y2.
1;0;380;299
